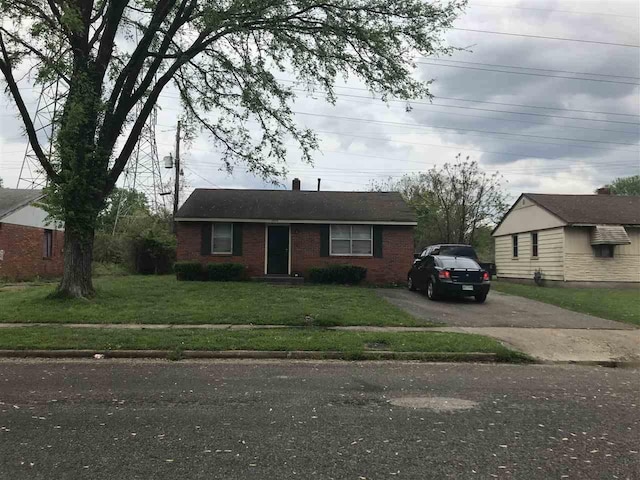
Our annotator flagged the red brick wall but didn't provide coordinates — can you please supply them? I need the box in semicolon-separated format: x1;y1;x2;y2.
177;221;414;284
176;222;265;277
291;224;413;284
0;223;64;280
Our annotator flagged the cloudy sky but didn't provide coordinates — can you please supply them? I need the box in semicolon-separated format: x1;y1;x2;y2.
1;0;639;206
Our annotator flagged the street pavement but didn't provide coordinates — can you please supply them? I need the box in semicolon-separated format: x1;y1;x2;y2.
0;359;638;479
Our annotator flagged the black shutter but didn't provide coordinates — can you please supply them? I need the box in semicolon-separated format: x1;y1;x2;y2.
201;223;212;256
319;224;330;257
373;225;383;258
232;223;243;256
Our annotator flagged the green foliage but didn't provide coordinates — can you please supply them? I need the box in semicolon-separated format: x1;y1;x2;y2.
604;175;640;196
308;265;368;285
96;188;150;234
134;233;176;275
174;262;246;281
371;155;508;251
205;263;246;282
173;262;204;281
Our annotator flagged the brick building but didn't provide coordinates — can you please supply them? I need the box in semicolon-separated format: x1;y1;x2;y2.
175;180;416;284
0;189;64;281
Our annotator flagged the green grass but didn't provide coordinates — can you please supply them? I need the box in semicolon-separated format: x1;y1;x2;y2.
0;326;526;361
493;281;640;326
0;275;422;327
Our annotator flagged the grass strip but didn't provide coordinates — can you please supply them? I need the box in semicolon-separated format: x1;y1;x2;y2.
0;327;528;362
493;281;640;326
0;276;423;327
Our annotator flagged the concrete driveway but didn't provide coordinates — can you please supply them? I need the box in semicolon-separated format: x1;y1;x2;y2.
377;289;634;330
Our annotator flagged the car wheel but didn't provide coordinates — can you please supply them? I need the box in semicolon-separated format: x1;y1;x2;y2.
475;292;487;303
408;275;417;291
426;279;439;301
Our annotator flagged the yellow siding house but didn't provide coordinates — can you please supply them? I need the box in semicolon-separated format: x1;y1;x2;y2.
492;192;640;286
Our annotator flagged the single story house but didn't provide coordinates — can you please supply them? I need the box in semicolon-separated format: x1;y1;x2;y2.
492;192;640;286
175;179;416;284
0;189;64;280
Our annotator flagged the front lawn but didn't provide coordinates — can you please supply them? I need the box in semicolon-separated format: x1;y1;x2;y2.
0;275;422;327
0;326;525;361
493;281;640;326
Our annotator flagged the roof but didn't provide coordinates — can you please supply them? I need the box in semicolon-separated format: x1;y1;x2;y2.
524;193;640;225
591;225;631;245
176;189;416;224
0;188;44;220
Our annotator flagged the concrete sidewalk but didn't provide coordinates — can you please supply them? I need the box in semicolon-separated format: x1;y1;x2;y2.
431;327;640;364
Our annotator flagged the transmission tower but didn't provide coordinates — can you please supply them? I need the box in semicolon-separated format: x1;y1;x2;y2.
16;79;63;189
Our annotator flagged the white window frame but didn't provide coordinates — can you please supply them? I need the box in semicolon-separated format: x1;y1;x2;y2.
211;223;233;255
329;224;373;257
531;232;539;258
512;234;518;258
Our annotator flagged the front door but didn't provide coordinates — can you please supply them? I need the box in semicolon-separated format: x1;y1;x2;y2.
267;225;289;275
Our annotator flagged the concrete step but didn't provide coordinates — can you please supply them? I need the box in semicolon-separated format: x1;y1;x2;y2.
251;275;305;285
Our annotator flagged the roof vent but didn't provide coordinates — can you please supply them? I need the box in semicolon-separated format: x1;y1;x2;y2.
292;178;301;191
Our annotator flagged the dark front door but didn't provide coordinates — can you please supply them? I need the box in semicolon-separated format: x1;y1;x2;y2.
267;226;289;275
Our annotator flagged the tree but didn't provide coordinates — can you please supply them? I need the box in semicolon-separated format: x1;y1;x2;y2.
371;156;508;252
602;175;640;196
95;187;150;234
0;0;465;297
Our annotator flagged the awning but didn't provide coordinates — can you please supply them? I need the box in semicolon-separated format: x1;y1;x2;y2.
590;225;631;245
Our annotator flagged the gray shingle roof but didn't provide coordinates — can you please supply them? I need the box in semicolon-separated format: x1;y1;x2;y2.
0;189;44;220
525;193;640;225
176;189;416;224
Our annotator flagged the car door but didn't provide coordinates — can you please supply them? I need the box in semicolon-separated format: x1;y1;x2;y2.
415;255;434;289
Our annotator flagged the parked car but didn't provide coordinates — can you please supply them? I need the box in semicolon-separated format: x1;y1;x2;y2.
414;244;496;277
407;254;491;303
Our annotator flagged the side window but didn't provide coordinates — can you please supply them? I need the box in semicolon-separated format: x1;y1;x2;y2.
512;235;518;258
593;245;614;258
531;232;539;258
43;229;53;258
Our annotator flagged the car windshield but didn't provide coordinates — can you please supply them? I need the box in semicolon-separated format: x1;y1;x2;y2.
438;246;477;258
438;256;481;269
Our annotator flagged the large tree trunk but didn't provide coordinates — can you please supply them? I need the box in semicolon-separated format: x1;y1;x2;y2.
55;227;95;298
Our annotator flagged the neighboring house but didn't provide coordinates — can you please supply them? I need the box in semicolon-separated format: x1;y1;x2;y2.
0;189;64;281
492;192;640;286
175;179;416;284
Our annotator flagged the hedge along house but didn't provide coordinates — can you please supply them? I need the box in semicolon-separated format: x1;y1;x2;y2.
0;189;64;281
175;179;417;284
492;191;640;287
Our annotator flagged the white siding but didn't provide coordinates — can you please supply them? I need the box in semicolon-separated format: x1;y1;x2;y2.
1;205;63;230
493;196;566;237
495;228;565;281
564;227;640;283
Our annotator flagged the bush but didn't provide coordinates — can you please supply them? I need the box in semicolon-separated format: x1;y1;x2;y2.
307;265;367;284
174;262;203;281
134;234;176;275
205;263;246;282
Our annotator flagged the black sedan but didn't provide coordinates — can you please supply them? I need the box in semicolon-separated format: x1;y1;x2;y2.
407;255;491;303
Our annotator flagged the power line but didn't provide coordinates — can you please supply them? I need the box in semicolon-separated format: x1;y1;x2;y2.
278;78;640;118
294;111;640;149
291;88;639;133
470;2;639;19
451;28;640;48
420;58;640;80
415;61;640;85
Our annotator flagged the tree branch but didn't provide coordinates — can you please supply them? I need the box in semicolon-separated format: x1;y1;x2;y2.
0;32;60;183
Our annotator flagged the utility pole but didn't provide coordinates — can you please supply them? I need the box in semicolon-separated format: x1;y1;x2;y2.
172;121;181;230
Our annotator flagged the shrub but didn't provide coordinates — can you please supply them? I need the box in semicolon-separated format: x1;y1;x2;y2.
134;233;176;275
205;263;246;282
307;265;367;284
174;262;203;281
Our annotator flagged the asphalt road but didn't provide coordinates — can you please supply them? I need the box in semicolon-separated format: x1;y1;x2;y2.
0;360;638;479
378;289;633;329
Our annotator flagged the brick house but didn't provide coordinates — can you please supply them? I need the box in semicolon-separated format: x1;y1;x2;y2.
0;189;64;281
175;179;416;284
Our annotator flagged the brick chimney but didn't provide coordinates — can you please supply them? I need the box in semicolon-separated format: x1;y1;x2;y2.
292;178;301;191
596;187;611;195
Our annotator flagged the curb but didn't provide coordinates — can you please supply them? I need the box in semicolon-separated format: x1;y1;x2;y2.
0;349;500;362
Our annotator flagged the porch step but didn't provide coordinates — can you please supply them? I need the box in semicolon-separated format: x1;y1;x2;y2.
251;275;305;285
